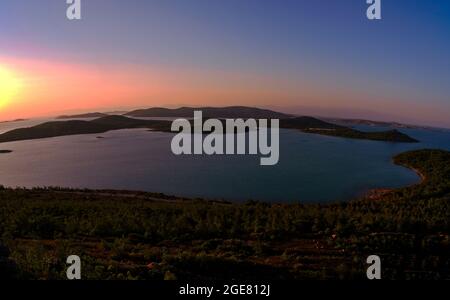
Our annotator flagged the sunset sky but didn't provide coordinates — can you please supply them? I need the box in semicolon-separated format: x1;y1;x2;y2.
1;0;450;127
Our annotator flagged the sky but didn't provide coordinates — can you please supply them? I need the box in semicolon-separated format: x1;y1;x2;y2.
0;0;449;127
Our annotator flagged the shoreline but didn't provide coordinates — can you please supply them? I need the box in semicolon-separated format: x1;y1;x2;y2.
363;159;428;201
0;151;435;205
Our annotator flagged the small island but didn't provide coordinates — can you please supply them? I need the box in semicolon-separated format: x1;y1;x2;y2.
0;150;12;154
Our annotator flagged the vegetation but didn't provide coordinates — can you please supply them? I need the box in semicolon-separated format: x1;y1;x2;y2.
0;149;448;280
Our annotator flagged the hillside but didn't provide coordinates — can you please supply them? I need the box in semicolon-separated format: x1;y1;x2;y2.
0;149;448;280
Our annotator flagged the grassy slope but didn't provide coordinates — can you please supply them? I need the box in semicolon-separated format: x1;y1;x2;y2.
0;149;448;280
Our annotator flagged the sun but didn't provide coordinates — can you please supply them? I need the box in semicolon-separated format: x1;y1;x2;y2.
0;66;22;108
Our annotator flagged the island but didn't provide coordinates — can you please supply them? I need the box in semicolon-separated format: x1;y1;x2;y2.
0;150;12;154
0;115;173;143
0;107;419;144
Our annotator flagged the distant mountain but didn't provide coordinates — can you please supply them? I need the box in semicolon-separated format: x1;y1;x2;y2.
0;119;28;124
104;111;128;115
56;112;108;119
125;106;291;119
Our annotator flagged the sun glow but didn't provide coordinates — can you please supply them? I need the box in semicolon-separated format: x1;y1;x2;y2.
0;66;22;108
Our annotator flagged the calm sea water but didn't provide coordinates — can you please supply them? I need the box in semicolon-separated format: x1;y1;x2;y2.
0;119;449;203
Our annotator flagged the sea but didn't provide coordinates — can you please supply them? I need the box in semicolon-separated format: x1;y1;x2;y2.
1;118;449;203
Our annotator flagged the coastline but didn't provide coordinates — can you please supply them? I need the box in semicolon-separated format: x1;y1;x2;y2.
0;149;438;205
363;159;427;201
1;149;448;280
0;160;431;205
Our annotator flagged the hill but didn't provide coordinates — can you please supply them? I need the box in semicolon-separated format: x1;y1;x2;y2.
125;106;292;119
0;115;172;143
